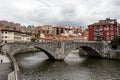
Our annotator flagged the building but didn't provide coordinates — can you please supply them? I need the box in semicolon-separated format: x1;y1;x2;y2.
33;25;54;41
88;18;118;41
117;24;120;36
33;25;85;42
0;20;32;43
1;28;21;43
21;34;31;42
0;28;31;43
53;26;67;36
80;29;89;41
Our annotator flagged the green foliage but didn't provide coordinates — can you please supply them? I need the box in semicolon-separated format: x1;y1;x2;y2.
13;27;16;30
31;38;36;42
5;25;10;28
27;25;34;29
111;36;120;49
35;34;40;38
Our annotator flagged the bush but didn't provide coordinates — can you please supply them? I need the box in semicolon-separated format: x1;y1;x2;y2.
111;36;120;49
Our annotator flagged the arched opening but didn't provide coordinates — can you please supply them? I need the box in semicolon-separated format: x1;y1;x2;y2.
64;46;101;62
35;47;55;60
13;46;55;61
80;46;101;57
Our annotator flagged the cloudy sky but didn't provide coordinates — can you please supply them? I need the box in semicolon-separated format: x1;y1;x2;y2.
0;0;120;28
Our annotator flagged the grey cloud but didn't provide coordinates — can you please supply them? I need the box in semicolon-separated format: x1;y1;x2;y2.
55;20;85;27
0;0;120;28
112;0;120;6
61;7;76;17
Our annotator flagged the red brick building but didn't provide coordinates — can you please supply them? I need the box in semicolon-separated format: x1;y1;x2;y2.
88;18;118;41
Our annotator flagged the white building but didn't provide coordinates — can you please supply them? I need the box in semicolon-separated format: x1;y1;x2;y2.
0;29;31;43
21;34;31;42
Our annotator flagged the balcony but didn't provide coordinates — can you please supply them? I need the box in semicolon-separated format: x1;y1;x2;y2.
94;32;102;36
95;28;102;32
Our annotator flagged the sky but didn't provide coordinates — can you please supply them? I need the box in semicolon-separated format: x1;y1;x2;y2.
0;0;120;28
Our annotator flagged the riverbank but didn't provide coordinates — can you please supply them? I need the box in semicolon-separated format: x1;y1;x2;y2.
79;48;120;60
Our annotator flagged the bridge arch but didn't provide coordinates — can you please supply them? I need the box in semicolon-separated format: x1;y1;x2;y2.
64;45;102;59
80;46;101;57
12;46;56;60
2;42;104;61
34;46;56;60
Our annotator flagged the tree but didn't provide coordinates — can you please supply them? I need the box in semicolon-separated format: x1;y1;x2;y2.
111;36;120;49
27;25;34;29
5;25;10;28
35;34;40;38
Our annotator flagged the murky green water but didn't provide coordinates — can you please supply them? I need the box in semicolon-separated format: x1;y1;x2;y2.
15;52;120;80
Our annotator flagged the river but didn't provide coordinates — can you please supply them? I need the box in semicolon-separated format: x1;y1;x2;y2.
15;51;120;80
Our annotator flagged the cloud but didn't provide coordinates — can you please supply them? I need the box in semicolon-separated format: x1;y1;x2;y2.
0;0;120;27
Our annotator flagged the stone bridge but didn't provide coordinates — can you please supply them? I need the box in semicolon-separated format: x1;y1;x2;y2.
1;41;109;60
1;41;119;80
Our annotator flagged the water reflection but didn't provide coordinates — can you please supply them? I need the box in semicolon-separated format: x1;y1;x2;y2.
15;52;120;80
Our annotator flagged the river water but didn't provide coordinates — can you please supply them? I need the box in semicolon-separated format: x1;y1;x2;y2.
15;52;120;80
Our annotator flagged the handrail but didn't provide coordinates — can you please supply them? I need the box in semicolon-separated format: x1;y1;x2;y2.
1;42;22;80
5;52;20;80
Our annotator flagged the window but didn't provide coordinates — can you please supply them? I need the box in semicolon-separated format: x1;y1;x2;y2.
94;27;96;31
100;28;103;31
5;32;7;34
89;26;92;28
2;36;4;38
111;31;114;35
104;27;106;30
95;28;100;31
111;25;113;27
107;25;109;27
107;36;109;40
94;37;97;40
5;36;7;38
107;32;109;35
111;36;114;40
106;27;109;30
110;26;113;30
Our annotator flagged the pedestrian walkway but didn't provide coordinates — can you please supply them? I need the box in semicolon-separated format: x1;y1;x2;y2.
0;63;13;80
0;54;12;80
0;55;11;63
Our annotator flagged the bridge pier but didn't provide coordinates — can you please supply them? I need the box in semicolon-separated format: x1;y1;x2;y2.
54;42;66;61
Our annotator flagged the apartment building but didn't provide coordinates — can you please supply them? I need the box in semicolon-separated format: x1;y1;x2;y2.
1;30;32;43
0;20;32;43
1;29;21;43
88;18;118;41
21;34;31;42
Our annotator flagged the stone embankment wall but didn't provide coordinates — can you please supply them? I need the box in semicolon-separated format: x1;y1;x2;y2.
79;47;120;59
106;50;120;59
8;71;15;80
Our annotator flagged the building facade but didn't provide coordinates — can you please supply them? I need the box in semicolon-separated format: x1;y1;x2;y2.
88;18;118;41
21;34;31;42
0;29;31;43
0;20;32;43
